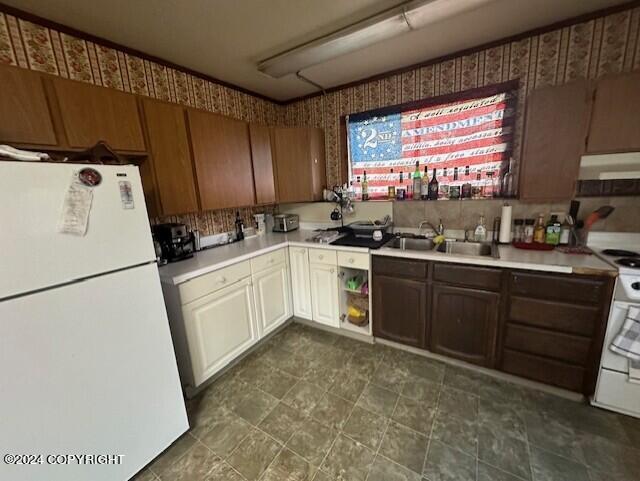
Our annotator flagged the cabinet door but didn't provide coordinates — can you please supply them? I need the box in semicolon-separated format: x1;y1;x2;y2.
519;80;591;202
182;278;257;386
249;124;277;204
188;109;256;210
309;128;327;201
372;275;427;348
141;98;199;215
289;247;312;320
0;65;57;146
587;71;640;153
253;263;292;337
430;284;499;367
310;263;339;328
272;127;313;202
52;77;145;151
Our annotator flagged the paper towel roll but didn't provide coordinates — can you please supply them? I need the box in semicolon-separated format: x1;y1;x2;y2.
499;204;512;243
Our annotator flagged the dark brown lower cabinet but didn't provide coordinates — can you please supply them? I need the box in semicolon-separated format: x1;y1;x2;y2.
371;256;614;395
372;274;427;349
430;284;499;367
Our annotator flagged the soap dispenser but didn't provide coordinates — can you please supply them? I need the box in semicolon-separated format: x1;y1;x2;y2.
474;214;487;242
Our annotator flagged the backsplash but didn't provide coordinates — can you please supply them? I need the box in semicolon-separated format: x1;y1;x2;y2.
283;5;640;190
392;196;640;233
150;205;276;236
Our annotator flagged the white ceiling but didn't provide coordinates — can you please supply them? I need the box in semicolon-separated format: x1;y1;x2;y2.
5;0;629;101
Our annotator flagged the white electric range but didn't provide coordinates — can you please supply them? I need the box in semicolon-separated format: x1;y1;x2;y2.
589;233;640;417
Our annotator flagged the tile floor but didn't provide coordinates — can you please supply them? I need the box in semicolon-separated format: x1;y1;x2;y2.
134;322;640;481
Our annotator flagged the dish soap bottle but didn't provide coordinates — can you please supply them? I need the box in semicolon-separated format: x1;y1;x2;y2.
545;215;561;245
474;215;487;242
533;213;546;243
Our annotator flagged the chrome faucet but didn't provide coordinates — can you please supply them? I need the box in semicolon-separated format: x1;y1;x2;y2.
418;219;444;236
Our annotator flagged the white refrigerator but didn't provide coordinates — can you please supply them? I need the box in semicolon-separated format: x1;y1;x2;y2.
0;161;188;481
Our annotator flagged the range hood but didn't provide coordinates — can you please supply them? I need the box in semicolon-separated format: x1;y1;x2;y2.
579;152;640;180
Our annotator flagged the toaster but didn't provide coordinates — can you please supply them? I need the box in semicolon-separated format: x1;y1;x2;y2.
273;214;299;232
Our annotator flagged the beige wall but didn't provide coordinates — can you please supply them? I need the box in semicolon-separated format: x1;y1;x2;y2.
279;201;392;226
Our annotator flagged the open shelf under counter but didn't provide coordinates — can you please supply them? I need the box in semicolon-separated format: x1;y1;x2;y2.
340;316;372;336
338;265;372;336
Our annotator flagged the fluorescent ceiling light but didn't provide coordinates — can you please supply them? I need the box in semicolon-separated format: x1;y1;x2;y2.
258;0;493;78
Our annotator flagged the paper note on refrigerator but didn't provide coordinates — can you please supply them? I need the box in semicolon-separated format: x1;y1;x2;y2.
58;182;93;236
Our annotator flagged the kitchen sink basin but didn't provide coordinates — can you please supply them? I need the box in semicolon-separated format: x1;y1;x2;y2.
437;241;495;257
385;237;435;251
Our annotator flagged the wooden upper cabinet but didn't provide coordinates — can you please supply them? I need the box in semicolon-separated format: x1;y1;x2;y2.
272;127;326;203
52;77;145;151
0;65;57;146
141;98;199;216
519;79;592;202
187;109;255;210
249;124;276;204
587;71;640;153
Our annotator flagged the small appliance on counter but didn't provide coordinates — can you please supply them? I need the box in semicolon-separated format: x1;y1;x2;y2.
152;223;195;263
273;213;299;232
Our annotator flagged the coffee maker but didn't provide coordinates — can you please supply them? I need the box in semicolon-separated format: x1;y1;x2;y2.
152;223;195;263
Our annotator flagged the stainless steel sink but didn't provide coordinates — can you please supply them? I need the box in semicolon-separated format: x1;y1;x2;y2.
437;241;495;257
385;237;435;251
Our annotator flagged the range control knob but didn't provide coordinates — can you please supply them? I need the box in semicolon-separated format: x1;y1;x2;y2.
632;282;640;291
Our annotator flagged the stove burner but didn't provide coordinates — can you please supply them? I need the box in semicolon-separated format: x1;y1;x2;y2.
603;249;639;257
616;257;640;268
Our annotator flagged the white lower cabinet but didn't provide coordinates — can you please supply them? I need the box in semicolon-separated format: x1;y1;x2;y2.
310;262;340;328
289;247;313;319
253;262;292;337
182;277;258;387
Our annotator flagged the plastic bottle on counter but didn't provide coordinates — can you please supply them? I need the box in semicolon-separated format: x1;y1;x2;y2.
513;219;524;243
533;214;546;243
545;215;561;245
523;218;535;243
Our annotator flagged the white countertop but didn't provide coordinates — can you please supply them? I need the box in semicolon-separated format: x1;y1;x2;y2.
158;230;367;285
159;230;617;286
373;244;617;276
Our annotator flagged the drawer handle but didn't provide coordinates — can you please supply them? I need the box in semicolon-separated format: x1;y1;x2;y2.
269;258;275;264
218;276;227;284
348;258;355;263
330;268;335;274
319;254;324;260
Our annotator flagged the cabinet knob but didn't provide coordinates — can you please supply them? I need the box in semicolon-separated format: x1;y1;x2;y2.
218;276;227;283
330;268;335;274
348;258;354;264
319;254;324;260
269;258;274;263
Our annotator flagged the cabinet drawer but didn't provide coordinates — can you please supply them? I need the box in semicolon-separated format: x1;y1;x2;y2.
179;261;251;304
508;296;599;336
433;263;501;291
337;251;369;270
504;324;591;366
510;271;604;304
308;248;337;265
501;349;585;392
251;248;287;274
595;370;640;415
372;256;428;279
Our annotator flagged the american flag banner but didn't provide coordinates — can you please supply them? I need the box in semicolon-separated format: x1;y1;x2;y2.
347;88;517;199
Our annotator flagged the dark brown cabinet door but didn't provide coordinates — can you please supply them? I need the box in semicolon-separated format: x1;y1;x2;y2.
588;71;640;153
519;79;591;202
372;274;427;348
272;127;326;202
0;65;57;146
430;284;499;367
249;124;276;204
187;109;255;210
52;77;145;151
141;98;199;216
